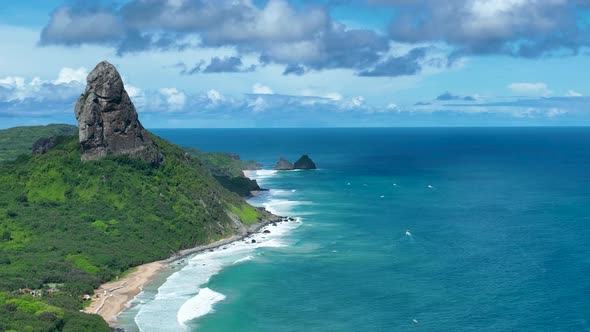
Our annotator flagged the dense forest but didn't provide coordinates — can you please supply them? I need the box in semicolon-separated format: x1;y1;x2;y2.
0;129;269;331
0;125;76;163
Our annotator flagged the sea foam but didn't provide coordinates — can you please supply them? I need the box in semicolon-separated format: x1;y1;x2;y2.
132;170;302;331
177;288;226;326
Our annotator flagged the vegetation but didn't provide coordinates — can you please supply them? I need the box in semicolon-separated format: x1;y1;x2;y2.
0;131;269;331
184;147;261;178
0;124;77;162
185;147;263;196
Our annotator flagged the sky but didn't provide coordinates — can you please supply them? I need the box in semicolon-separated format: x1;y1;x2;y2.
0;0;590;128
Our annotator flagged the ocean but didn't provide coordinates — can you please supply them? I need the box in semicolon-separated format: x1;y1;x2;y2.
116;128;590;331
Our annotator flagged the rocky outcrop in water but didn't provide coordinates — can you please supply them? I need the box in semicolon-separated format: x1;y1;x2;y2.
274;157;294;170
74;61;162;164
294;155;316;169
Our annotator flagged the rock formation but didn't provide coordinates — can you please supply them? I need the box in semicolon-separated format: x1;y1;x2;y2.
32;137;57;155
274;157;294;170
294;155;316;169
74;61;162;164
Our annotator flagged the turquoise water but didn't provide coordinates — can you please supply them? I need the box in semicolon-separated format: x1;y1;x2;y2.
119;128;590;331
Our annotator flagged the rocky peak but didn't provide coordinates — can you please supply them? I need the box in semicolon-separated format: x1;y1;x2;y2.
274;157;294;170
74;61;162;164
294;155;316;169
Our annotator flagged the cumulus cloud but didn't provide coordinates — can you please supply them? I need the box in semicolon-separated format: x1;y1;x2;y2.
39;0;429;77
0;71;84;103
436;92;478;101
386;103;399;111
358;47;430;77
203;56;253;73
340;96;366;110
158;87;186;111
179;56;256;75
252;83;274;95
507;82;551;95
248;96;269;112
206;89;224;104
40;6;123;46
37;0;590;80
567;90;583;97
283;64;306;76
384;0;590;57
54;67;87;84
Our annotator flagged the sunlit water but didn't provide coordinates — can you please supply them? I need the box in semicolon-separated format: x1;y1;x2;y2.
116;128;590;331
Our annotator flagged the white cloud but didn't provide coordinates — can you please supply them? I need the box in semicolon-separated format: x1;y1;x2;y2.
516;107;568;118
325;92;343;101
54;67;88;84
387;103;399;111
545;108;567;118
341;96;365;110
125;83;145;109
159;87;186;111
567;90;583;97
299;89;342;101
206;89;225;104
126;84;143;99
351;96;364;107
248;96;269;112
0;76;26;89
252;83;274;94
507;82;550;95
0;74;83;102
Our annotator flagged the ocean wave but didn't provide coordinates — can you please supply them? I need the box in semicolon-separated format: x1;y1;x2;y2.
134;219;301;331
244;169;277;181
262;199;313;216
132;170;302;331
233;255;254;265
177;288;226;326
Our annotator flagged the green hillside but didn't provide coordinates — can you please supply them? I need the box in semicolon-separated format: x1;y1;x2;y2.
184;147;263;196
0;124;77;162
0;133;269;331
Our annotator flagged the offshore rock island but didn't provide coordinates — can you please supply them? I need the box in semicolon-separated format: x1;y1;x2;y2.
294;155;317;169
274;155;317;170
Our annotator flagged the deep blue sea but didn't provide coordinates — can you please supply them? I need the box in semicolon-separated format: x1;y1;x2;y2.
117;128;590;331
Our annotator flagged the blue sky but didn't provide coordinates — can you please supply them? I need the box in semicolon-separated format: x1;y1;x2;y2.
1;0;589;128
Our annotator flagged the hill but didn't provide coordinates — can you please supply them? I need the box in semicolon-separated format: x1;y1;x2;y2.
0;134;272;331
184;147;263;197
0;62;274;331
0;124;77;162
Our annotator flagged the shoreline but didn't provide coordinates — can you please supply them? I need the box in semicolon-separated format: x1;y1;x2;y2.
84;215;282;325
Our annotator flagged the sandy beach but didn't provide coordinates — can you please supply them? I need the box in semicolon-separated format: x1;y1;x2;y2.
84;261;165;324
84;216;281;325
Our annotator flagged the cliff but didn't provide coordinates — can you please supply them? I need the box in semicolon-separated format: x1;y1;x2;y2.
74;61;162;164
0;61;274;331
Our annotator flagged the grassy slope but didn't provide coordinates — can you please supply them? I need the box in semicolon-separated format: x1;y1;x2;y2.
185;147;263;196
184;147;261;178
0;124;77;162
0;133;267;331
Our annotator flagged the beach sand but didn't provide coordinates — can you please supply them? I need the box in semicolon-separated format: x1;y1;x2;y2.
84;261;164;324
84;216;281;325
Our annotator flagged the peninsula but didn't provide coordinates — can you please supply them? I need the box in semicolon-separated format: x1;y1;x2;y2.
0;61;278;331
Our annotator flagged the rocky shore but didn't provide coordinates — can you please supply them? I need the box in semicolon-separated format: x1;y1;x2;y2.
84;212;291;325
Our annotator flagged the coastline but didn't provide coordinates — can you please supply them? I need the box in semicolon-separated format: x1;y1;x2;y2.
84;215;282;325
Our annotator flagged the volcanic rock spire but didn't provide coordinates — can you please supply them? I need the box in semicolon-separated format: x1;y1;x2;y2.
74;61;162;164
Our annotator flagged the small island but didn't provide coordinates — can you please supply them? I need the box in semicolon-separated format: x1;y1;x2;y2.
274;155;317;170
294;155;317;169
274;157;294;170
